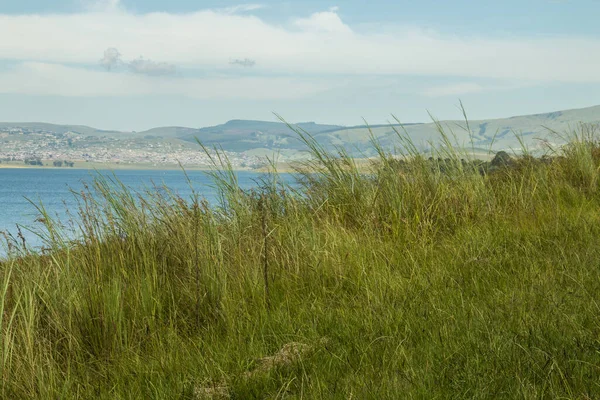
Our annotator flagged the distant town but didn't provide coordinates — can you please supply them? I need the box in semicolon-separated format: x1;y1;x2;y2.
0;126;264;169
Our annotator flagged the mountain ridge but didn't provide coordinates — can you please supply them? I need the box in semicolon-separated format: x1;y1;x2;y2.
2;103;599;138
2;105;600;160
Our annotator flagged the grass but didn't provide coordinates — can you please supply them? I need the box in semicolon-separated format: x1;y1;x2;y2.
1;120;600;399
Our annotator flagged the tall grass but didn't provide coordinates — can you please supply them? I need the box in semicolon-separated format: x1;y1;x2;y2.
1;121;600;398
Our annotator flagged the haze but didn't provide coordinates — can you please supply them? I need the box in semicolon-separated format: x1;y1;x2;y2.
1;0;600;130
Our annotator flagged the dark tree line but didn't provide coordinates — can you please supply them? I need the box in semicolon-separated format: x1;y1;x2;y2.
24;158;43;166
21;159;74;167
52;160;75;167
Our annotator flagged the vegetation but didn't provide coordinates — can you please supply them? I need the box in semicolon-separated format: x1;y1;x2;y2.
24;158;43;166
52;160;75;167
1;120;600;399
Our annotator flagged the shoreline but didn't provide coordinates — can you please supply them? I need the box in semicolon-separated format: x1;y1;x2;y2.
0;161;256;172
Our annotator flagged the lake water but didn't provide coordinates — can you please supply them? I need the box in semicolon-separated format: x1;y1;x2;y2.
0;168;289;257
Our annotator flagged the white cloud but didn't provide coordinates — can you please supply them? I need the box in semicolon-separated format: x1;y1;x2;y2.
99;47;122;71
420;81;540;98
0;6;599;100
128;57;176;76
230;58;256;67
0;62;330;99
421;83;485;97
219;4;265;14
99;48;176;75
294;10;352;34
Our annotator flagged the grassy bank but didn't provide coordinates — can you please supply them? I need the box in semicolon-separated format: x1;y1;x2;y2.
1;122;600;398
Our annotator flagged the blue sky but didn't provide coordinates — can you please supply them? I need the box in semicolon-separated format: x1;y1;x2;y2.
0;0;599;130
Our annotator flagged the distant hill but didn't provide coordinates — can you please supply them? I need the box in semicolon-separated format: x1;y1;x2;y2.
2;105;600;159
159;106;600;156
137;126;200;139
304;105;600;157
132;120;344;153
0;122;123;137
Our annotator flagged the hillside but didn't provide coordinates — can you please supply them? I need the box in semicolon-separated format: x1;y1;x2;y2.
140;120;345;152
308;105;600;156
1;105;600;167
0;122;124;137
161;105;600;156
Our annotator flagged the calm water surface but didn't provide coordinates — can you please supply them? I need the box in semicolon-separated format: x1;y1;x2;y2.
0;168;289;257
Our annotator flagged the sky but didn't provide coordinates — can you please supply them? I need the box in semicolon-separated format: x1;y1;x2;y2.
0;0;599;130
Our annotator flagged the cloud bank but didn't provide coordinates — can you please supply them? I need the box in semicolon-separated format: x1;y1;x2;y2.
128;58;176;76
219;4;265;14
230;58;256;67
0;62;329;99
0;5;599;99
99;47;122;71
100;48;176;75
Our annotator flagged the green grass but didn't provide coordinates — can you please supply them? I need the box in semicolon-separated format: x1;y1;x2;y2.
1;121;600;399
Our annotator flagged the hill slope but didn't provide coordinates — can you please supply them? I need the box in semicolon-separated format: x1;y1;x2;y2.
2;105;600;163
150;105;600;155
309;105;600;156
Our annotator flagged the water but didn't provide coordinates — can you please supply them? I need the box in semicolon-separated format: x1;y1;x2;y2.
0;168;290;257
